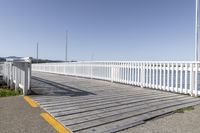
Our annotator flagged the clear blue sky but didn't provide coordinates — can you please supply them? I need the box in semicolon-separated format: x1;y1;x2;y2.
0;0;197;61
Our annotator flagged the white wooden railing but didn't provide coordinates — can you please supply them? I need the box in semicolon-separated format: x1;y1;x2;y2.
0;63;3;75
1;57;32;95
32;61;200;96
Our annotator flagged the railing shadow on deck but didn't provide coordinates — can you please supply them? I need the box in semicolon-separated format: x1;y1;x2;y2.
31;76;96;97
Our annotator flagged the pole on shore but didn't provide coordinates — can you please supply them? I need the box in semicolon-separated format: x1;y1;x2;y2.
37;42;39;63
195;0;199;61
65;30;68;62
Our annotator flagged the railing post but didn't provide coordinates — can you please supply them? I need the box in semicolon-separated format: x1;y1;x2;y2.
175;63;178;92
152;63;155;88
10;63;14;88
194;62;198;96
28;63;31;92
180;63;183;93
185;63;188;94
140;63;145;88
155;63;158;89
143;62;146;87
149;63;152;88
190;63;194;96
145;62;148;87
7;63;9;86
137;62;140;86
111;63;114;82
140;63;143;87
15;66;19;92
159;63;162;90
23;63;29;95
171;63;174;92
163;63;166;90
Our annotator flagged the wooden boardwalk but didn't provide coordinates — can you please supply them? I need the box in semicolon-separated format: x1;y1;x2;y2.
31;71;200;133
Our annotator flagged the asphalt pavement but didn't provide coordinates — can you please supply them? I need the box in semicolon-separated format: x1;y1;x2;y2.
0;96;57;133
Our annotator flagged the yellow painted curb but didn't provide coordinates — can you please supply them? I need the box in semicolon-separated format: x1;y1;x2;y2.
24;96;38;107
41;113;72;133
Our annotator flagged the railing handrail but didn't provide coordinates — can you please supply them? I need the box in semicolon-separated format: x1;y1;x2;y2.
33;61;200;64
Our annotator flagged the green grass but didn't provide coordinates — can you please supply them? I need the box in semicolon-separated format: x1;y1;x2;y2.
174;106;194;113
0;86;22;97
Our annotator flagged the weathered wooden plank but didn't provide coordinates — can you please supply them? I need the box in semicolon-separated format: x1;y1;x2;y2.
41;92;173;108
34;89;168;103
32;77;119;93
31;88;168;102
68;98;199;131
57;95;186;121
61;96;191;125
37;91;167;106
49;95;191;117
77;100;200;133
43;93;185;112
78;121;145;133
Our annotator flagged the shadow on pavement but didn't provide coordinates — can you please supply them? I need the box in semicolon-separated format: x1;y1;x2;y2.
31;76;95;97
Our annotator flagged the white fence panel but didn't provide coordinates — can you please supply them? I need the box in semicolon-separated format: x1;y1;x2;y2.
32;61;200;97
1;58;31;95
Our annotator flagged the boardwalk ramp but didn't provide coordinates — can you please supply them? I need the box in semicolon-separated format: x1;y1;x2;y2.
31;71;200;133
